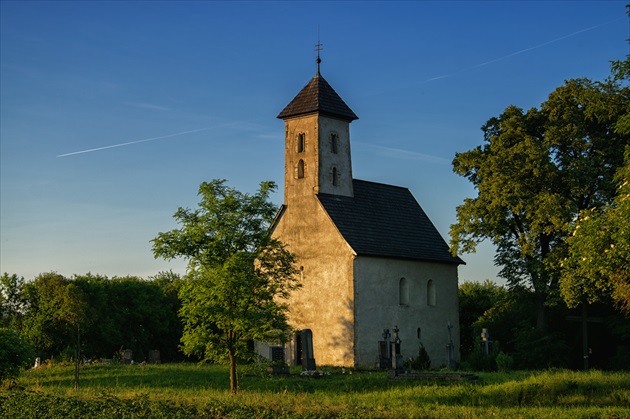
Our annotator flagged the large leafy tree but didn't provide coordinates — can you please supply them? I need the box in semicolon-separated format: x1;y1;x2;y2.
561;148;630;314
152;180;299;394
451;75;629;330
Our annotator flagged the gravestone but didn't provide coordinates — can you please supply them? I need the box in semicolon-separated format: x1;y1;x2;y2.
378;328;391;369
301;329;316;371
122;349;133;364
391;325;403;371
149;350;161;364
446;321;456;370
269;346;289;374
480;328;492;354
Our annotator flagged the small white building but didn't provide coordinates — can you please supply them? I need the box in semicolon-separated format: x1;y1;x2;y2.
270;66;464;368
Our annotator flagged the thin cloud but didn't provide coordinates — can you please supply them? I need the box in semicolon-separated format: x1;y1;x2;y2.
56;127;217;157
355;141;449;164
123;102;171;111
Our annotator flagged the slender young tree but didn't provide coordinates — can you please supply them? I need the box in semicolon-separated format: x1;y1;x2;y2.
152;180;299;393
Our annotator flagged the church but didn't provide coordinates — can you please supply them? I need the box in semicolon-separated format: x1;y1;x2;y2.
269;62;464;368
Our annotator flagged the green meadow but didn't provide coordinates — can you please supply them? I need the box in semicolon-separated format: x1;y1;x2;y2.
1;364;629;418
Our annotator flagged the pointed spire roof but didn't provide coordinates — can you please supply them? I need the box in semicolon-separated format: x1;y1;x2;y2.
277;72;358;121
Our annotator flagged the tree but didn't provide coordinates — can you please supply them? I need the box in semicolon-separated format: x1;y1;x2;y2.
458;280;506;357
0;328;35;383
561;148;630;314
0;273;26;329
21;273;87;359
451;76;629;331
74;273;184;361
152;180;299;394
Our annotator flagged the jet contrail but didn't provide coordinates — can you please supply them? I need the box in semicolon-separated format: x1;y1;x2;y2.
471;20;619;70
56;127;216;157
424;18;622;84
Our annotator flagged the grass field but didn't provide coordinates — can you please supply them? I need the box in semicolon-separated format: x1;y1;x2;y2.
1;363;629;418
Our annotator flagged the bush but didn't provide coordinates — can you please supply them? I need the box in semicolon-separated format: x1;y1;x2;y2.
463;346;496;371
513;327;568;369
406;343;432;371
0;328;35;383
610;345;630;370
495;351;513;372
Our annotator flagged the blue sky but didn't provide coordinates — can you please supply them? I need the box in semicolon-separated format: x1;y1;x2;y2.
1;1;627;283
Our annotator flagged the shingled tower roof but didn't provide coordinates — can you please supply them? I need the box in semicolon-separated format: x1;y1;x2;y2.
277;73;358;121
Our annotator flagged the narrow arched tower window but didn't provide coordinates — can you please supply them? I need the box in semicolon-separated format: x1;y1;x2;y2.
427;279;436;307
297;133;305;153
297;159;305;179
399;277;409;306
330;133;339;154
332;167;339;186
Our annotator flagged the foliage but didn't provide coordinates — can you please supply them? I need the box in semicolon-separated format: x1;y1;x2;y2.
0;273;26;330
467;285;579;369
561;148;630;314
512;327;568;370
5;364;629;418
0;328;35;383
464;346;496;372
451;74;630;330
458;280;506;357
20;273;87;359
471;285;535;354
152;180;299;393
406;343;431;371
495;352;513;372
610;345;630;370
71;273;184;361
12;272;183;363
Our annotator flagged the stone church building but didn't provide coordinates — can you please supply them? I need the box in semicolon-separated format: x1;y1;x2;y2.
269;66;464;368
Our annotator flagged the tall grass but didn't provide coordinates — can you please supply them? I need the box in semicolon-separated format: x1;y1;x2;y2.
2;364;629;418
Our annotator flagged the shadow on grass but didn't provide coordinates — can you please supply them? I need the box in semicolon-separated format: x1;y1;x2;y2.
20;364;630;409
24;363;437;394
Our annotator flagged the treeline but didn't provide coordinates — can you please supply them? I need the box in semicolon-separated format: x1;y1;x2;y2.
458;280;630;371
1;271;184;363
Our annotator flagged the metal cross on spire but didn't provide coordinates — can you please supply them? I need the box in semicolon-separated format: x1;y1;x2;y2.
315;38;323;74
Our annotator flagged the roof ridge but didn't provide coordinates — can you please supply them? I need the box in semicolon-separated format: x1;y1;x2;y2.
352;178;410;191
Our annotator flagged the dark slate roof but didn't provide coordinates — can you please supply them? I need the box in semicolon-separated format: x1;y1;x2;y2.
317;180;464;264
277;72;358;121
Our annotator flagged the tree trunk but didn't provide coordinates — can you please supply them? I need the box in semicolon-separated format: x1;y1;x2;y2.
535;290;547;332
534;233;551;332
228;350;238;394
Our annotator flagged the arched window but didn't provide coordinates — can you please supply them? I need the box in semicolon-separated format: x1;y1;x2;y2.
399;277;409;306
332;167;339;186
297;133;305;153
330;133;339;154
427;279;436;307
297;159;305;179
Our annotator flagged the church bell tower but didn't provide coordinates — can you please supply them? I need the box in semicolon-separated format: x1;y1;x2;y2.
276;60;358;204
